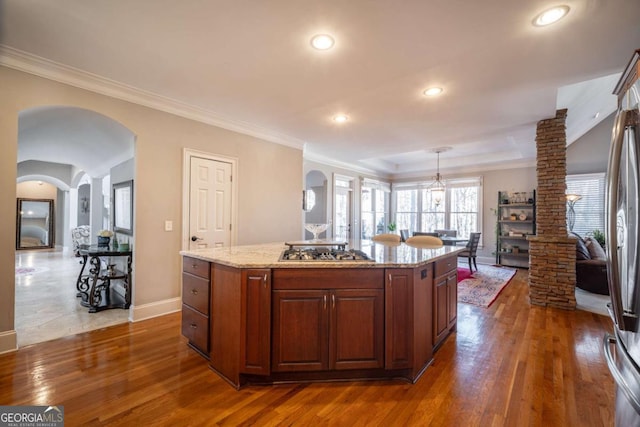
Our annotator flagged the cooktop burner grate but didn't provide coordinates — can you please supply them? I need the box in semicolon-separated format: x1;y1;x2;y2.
279;248;372;262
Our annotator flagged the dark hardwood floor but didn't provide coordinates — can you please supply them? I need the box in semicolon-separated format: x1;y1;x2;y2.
0;269;615;426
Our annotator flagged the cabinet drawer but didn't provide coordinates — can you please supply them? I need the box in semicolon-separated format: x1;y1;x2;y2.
434;256;457;277
181;304;209;353
182;273;210;314
273;268;384;290
183;257;210;280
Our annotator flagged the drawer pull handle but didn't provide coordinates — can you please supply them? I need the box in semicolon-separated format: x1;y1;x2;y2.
190;323;197;329
190;289;198;295
192;264;198;269
323;295;327;310
332;294;335;309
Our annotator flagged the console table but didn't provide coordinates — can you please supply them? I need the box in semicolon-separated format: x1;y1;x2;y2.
76;245;132;313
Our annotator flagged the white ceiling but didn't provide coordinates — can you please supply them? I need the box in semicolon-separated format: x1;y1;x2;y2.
2;0;639;179
18;106;135;178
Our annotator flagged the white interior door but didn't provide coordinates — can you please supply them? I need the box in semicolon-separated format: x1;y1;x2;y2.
189;157;232;249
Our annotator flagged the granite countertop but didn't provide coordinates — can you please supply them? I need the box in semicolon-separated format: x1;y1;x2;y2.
180;239;465;268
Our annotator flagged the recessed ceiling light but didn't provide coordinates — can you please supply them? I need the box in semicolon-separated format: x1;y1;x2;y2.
311;34;335;50
423;87;443;96
333;114;348;123
533;5;570;27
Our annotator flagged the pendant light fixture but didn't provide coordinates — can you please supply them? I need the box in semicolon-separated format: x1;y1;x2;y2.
428;147;450;206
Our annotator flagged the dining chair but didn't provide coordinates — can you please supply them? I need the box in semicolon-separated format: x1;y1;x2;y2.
372;233;401;243
71;225;91;257
458;232;481;272
399;229;410;242
405;235;443;248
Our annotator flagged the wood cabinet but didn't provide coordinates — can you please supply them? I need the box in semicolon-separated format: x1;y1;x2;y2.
181;254;455;388
271;269;384;372
384;266;434;377
271;290;328;372
496;190;536;268
433;255;457;349
385;268;413;369
209;265;272;387
240;269;271;375
181;256;211;357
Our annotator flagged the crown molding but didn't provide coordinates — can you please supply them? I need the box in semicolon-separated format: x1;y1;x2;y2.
303;150;391;179
389;158;537;181
0;45;306;151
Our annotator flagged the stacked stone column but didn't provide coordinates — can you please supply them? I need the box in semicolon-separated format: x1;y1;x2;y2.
528;109;577;309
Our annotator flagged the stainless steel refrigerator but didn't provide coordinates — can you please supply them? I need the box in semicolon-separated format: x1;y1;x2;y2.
605;49;640;426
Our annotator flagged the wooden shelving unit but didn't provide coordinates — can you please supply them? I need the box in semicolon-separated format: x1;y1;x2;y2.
495;190;536;268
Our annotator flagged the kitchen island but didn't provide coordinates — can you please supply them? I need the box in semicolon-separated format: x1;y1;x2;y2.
180;240;464;389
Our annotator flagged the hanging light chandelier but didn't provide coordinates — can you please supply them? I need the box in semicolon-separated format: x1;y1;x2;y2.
428;147;450;206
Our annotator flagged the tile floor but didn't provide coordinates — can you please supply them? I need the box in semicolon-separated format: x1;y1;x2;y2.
15;248;129;347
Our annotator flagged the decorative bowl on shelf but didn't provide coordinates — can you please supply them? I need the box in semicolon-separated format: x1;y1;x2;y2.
304;223;329;240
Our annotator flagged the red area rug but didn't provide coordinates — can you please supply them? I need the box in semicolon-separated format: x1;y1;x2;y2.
457;267;474;282
457;264;517;308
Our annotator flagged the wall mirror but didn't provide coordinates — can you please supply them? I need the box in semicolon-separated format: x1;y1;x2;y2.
16;198;54;250
304;170;328;238
113;180;134;235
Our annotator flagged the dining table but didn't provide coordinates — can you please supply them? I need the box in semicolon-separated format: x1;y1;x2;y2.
440;236;469;246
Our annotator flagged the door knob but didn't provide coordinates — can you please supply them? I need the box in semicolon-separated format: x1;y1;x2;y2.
191;235;203;242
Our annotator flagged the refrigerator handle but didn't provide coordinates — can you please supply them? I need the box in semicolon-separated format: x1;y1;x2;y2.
604;334;640;414
606;109;636;331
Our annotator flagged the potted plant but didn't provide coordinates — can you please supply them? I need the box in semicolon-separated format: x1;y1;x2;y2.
387;222;397;233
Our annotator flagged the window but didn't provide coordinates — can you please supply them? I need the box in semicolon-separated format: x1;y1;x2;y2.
395;187;419;233
361;178;390;239
393;177;482;239
447;180;480;238
566;173;605;237
334;175;354;240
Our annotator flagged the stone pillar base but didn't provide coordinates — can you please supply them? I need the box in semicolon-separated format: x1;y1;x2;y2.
528;235;577;310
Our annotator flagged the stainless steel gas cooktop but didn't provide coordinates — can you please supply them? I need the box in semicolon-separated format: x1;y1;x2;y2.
279;241;372;262
279;247;372;261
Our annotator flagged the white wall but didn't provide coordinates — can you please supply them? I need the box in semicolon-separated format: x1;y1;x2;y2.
567;112;613;175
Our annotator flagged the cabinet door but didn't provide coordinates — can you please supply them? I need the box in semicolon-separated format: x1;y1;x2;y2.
385;269;414;370
241;269;271;375
433;275;448;347
447;271;458;328
272;290;328;372
330;289;384;370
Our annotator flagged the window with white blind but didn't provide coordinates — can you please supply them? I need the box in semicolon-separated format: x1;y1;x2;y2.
392;177;482;239
566;173;605;237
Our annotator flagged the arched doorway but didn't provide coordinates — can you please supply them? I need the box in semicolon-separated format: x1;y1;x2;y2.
15;106;135;347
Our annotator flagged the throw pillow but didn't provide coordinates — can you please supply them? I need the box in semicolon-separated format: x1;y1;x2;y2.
585;237;606;260
575;237;591;260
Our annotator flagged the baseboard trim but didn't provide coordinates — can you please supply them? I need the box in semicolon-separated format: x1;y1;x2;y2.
478;256;498;266
0;330;18;354
130;297;182;322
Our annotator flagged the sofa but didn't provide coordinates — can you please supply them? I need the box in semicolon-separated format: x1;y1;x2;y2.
572;232;609;295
